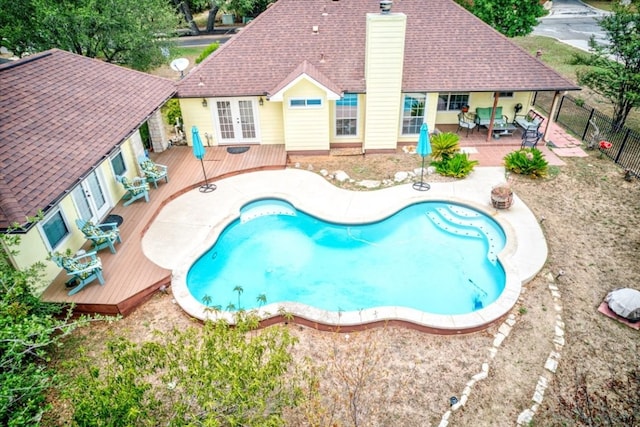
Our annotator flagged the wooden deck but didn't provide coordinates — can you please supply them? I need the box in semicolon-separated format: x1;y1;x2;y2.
41;144;287;316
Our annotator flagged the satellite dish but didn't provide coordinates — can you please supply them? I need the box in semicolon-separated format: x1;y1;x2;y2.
170;58;189;78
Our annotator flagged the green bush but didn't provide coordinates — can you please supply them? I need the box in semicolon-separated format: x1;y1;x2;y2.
504;148;549;178
195;42;220;64
162;98;182;127
0;225;87;426
432;152;479;178
429;132;460;161
61;312;300;426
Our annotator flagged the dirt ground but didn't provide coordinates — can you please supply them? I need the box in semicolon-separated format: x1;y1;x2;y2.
55;147;640;426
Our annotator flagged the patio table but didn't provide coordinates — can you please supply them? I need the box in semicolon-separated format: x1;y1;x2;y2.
489;123;517;139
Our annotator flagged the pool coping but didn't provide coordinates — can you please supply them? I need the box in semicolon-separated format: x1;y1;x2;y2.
143;167;547;333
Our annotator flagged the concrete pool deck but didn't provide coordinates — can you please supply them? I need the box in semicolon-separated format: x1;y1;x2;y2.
142;167;547;333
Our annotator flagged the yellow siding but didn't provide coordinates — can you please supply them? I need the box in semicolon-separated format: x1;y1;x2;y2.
282;80;330;151
8;136;141;293
258;100;285;144
9;196;88;293
180;98;216;145
363;13;406;151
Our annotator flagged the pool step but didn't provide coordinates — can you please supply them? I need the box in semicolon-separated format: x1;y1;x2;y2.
425;205;502;263
240;201;296;223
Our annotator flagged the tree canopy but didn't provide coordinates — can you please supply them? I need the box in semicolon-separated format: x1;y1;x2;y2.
470;0;545;37
0;0;180;71
574;0;640;131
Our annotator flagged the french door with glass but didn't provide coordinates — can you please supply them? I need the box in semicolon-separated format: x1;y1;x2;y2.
214;98;259;144
72;171;110;222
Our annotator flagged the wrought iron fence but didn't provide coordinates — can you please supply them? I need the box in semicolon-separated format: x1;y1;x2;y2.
533;92;640;177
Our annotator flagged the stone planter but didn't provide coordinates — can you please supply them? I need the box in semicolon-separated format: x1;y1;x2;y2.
491;185;513;209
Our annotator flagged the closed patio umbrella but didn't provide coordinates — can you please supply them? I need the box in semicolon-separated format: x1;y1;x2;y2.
191;126;216;193
413;122;432;191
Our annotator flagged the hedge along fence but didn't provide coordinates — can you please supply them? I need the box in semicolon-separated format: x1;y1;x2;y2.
533;91;640;177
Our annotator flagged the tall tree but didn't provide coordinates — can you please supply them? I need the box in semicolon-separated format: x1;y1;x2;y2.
471;0;545;37
0;0;180;71
575;0;640;131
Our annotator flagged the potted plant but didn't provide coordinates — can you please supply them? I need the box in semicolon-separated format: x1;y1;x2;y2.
491;184;513;209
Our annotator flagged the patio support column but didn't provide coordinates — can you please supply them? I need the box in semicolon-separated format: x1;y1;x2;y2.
486;92;500;142
542;90;562;143
147;110;170;153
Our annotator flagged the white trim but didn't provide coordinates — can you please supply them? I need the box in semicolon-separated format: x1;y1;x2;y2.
109;149;128;178
288;98;323;108
334;93;359;138
38;206;72;252
269;73;341;101
212;97;261;144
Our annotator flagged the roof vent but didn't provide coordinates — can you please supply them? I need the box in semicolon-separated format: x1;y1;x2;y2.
380;0;392;14
312;25;319;34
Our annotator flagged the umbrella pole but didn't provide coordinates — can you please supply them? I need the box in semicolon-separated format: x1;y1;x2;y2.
199;158;216;193
412;155;430;191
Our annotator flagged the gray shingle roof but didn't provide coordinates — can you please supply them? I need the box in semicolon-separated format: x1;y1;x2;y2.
0;49;176;229
177;0;579;98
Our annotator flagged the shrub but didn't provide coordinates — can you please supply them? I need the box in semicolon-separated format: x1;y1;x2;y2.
61;312;301;426
162;98;182;127
429;132;460;161
432;152;479;178
0;223;87;426
195;42;220;64
504;148;549;178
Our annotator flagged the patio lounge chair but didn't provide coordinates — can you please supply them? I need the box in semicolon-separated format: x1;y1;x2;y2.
138;155;169;189
75;218;121;254
116;175;150;206
50;250;105;296
521;129;543;148
457;112;477;136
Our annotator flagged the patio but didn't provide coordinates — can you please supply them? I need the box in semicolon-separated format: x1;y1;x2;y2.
40;125;580;316
41;144;287;315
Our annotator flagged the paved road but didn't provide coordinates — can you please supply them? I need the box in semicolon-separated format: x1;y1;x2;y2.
533;0;609;51
174;27;239;48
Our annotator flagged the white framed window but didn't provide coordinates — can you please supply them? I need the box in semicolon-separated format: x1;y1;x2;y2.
110;150;127;177
437;92;470;111
401;93;427;135
39;208;70;251
289;98;322;108
335;94;358;137
495;92;514;99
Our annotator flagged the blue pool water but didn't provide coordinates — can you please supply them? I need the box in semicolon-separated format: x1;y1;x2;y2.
187;199;506;315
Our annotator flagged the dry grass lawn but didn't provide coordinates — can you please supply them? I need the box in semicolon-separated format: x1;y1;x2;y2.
52;148;640;426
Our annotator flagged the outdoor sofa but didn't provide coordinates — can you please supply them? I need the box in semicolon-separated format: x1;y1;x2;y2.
514;109;545;132
474;107;508;129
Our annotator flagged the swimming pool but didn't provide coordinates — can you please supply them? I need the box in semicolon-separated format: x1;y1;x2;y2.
187;199;506;317
164;168;543;333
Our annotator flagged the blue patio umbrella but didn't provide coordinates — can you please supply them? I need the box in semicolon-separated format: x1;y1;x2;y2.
191;126;216;192
413;122;432;191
